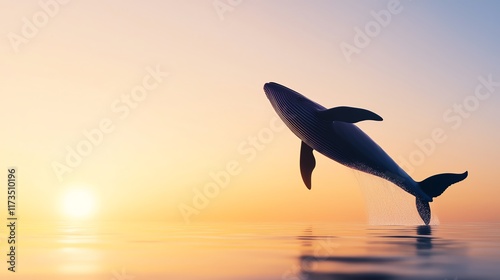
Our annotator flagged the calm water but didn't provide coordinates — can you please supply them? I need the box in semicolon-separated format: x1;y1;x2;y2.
3;222;500;279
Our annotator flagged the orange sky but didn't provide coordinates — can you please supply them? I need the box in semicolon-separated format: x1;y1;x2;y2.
0;1;499;224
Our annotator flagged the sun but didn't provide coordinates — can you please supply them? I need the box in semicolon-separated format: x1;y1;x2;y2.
61;186;97;219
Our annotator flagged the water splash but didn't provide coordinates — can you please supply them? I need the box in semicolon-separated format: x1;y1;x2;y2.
353;171;440;226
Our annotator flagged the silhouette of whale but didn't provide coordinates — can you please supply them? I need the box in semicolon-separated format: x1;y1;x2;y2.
264;82;467;225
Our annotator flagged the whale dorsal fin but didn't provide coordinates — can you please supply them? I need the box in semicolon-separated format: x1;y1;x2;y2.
318;106;383;123
300;141;316;190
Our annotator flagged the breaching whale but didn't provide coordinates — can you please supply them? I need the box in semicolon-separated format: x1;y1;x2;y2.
263;82;467;225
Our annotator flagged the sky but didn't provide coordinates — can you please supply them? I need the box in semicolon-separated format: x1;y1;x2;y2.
0;0;499;224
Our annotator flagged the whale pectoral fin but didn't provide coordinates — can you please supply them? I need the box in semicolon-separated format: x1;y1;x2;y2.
318;106;383;123
300;141;316;190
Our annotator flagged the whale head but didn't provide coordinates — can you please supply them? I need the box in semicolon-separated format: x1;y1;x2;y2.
264;82;303;104
264;82;324;118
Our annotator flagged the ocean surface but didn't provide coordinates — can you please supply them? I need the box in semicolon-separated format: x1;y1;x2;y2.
2;222;500;279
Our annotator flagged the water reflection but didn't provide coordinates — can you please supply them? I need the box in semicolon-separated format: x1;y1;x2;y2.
296;225;465;280
9;222;500;279
416;225;432;251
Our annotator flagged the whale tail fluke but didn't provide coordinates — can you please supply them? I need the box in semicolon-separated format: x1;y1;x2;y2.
419;171;468;198
415;171;468;225
416;197;431;225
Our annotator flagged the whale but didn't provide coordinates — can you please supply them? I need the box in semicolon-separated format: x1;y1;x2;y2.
263;82;468;225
